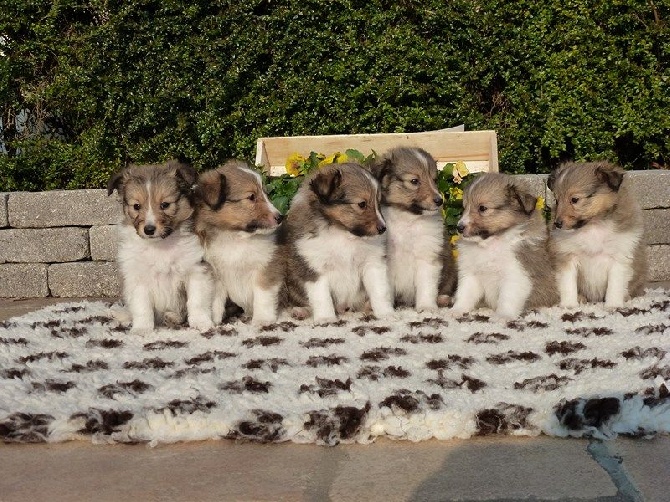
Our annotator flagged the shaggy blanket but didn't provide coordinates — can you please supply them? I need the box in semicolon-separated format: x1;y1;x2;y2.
1;290;669;445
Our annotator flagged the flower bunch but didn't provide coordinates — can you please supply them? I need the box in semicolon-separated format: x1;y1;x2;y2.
265;149;375;214
437;160;476;235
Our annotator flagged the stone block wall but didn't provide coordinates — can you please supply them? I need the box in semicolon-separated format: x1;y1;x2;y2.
0;190;121;298
0;170;668;298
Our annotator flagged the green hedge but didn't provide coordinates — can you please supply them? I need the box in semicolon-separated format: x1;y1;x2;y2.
1;0;669;191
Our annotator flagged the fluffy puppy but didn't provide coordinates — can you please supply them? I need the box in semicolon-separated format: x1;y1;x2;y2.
370;147;457;310
548;161;647;308
452;173;558;318
280;162;394;322
108;160;214;332
195;160;283;325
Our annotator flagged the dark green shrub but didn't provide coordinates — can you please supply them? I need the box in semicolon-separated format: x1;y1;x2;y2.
1;0;668;191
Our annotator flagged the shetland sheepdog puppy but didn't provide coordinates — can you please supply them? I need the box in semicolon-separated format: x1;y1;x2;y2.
195;160;283;325
107;160;214;332
451;173;558;319
370;147;457;310
548;161;647;308
280;162;394;322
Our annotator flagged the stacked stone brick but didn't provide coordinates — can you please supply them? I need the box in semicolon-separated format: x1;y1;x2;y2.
0;190;120;298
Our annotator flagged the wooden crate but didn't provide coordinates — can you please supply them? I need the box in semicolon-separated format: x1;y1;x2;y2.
255;128;499;176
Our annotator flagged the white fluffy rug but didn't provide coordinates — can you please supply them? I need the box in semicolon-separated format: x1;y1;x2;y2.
1;290;669;445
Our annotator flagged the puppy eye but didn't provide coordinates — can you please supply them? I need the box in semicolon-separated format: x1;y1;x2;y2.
132;203;141;211
570;196;579;204
160;201;171;210
410;178;419;185
248;193;256;202
478;205;488;213
358;201;367;209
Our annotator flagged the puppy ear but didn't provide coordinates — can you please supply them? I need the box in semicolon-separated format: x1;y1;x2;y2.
310;168;342;204
547;170;557;191
168;160;197;187
595;164;624;192
198;171;227;210
369;157;393;182
508;184;537;215
107;169;126;196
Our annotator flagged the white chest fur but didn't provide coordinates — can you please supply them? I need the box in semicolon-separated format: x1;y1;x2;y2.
117;224;204;282
454;228;533;317
554;221;640;261
297;226;387;310
205;231;276;311
553;220;642;303
385;207;443;303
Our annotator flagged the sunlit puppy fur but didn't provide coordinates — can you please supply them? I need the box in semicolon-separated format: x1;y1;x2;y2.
548;161;647;308
195;160;283;325
108;160;214;332
452;173;558;319
280;162;394;322
370;147;457;310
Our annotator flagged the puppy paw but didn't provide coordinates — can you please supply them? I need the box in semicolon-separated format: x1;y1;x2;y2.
372;305;396;319
111;306;132;324
448;305;468;318
436;295;453;308
189;314;214;331
312;314;338;325
416;302;438;313
291;307;311;321
163;311;186;329
251;314;277;326
605;300;624;310
130;323;154;335
492;311;518;323
560;300;579;309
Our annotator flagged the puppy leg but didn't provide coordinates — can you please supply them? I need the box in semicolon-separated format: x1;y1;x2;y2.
557;260;579;308
451;274;483;316
362;262;394;317
415;261;440;311
605;260;633;308
211;279;227;324
305;276;337;322
125;282;154;332
186;265;214;330
252;284;279;325
496;269;532;319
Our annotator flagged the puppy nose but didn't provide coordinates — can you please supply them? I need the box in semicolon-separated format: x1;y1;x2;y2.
433;195;443;206
456;222;465;233
275;214;284;224
377;224;387;235
144;224;156;236
554;219;563;229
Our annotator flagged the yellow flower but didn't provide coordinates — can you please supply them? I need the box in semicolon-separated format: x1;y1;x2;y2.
450;234;460;260
452;160;469;184
285;153;305;177
448;186;464;201
318;152;348;168
535;196;545;211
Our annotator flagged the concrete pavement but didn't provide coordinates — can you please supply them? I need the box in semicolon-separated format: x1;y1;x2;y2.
0;297;668;501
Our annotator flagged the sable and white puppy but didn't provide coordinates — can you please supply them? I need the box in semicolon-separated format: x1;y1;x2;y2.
280;162;394;322
370;147;457;310
195;160;283;325
452;173;558;318
107;160;214;332
548;161;647;308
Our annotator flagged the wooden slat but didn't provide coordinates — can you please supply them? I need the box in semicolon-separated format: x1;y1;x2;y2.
257;129;499;175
